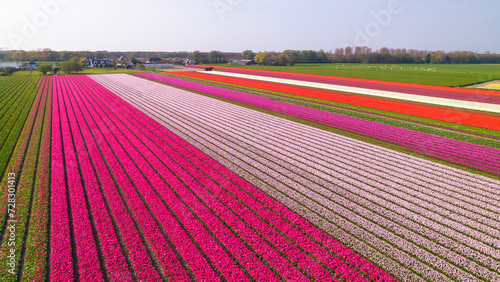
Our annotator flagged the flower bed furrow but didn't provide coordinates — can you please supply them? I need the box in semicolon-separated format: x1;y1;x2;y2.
97;73;500;281
136;73;500;175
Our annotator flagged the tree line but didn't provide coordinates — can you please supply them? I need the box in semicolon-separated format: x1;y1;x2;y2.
1;48;499;65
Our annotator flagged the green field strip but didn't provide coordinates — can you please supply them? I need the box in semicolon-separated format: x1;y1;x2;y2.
0;77;42;241
0;77;41;180
19;79;51;281
168;74;500;146
0;78;50;281
0;77;36;132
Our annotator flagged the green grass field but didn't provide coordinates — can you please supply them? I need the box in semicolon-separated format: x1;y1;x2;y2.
210;63;500;87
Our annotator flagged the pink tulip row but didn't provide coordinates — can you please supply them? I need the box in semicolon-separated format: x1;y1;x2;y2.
90;74;399;281
51;76;103;281
53;75;185;281
93;74;500;281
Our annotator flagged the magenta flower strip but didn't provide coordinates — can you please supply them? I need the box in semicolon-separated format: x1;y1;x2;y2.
61;75;153;281
80;77;260;282
69;75;216;281
68;75;192;281
52;76;105;281
49;76;76;281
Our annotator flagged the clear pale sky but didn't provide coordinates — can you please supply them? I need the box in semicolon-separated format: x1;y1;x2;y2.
1;0;499;53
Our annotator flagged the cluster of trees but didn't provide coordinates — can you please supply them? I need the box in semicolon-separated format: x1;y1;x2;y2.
252;48;500;66
1;48;499;66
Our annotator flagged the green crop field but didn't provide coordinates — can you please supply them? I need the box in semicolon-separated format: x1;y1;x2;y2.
210;63;500;87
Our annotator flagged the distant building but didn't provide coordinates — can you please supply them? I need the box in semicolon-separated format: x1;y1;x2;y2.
185;59;196;65
27;60;38;71
228;59;256;65
85;57;115;68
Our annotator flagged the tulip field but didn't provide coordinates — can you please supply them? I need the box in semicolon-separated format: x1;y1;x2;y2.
0;70;499;281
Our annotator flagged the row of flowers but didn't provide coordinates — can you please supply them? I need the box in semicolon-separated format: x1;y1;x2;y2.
137;73;500;176
175;71;500;131
121;73;500;281
190;65;500;98
90;73;397;281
